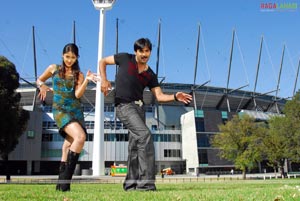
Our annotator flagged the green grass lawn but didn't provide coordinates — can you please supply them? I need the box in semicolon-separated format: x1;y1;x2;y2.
0;179;300;201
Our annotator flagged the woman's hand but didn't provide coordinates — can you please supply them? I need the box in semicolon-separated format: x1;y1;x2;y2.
85;70;111;96
86;70;101;84
38;85;52;101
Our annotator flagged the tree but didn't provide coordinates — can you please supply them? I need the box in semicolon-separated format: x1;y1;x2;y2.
211;114;265;179
283;92;300;162
0;56;30;181
261;116;290;178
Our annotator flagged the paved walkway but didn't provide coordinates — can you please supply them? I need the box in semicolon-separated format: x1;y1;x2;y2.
1;173;298;184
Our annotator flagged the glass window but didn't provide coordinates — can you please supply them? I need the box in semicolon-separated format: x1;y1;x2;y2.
27;130;35;139
221;111;228;119
195;110;204;118
53;133;64;141
151;125;158;131
154;134;181;142
198;149;208;164
145;106;154;113
104;104;114;112
116;133;127;141
85;121;94;129
42;133;53;142
87;133;93;141
197;133;211;147
195;118;205;132
83;106;94;113
164;149;181;157
43;105;52;112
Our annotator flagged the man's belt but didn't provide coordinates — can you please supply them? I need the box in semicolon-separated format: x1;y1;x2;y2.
134;100;143;107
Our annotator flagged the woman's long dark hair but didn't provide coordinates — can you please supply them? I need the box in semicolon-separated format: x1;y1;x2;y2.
59;43;80;88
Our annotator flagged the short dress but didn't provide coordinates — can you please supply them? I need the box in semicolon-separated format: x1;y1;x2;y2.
52;66;86;138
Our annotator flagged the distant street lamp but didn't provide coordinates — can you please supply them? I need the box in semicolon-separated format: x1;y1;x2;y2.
91;0;116;176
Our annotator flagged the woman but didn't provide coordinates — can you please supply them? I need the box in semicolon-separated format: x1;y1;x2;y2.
37;43;98;191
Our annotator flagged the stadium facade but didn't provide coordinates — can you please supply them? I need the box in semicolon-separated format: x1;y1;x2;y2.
1;81;286;176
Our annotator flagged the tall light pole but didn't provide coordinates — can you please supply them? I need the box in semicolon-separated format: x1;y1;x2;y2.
91;0;116;176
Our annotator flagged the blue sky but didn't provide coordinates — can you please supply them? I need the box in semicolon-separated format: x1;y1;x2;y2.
1;0;300;99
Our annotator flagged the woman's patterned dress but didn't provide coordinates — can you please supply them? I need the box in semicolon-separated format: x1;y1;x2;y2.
52;67;85;137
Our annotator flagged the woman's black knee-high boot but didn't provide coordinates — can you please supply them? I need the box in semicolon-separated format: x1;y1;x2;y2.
59;150;80;192
56;162;68;191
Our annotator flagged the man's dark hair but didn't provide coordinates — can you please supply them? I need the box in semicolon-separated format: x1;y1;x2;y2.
134;38;152;52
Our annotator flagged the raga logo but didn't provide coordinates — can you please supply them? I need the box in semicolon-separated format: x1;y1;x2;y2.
260;2;298;11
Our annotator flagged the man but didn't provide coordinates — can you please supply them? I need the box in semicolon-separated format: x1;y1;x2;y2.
99;38;192;191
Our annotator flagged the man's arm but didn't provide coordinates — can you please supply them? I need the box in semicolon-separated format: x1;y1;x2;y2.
99;55;115;96
151;87;192;104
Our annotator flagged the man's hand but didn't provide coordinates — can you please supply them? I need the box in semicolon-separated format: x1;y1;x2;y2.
101;79;112;96
175;92;193;104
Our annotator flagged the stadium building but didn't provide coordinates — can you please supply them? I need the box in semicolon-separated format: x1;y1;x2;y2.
1;81;286;176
